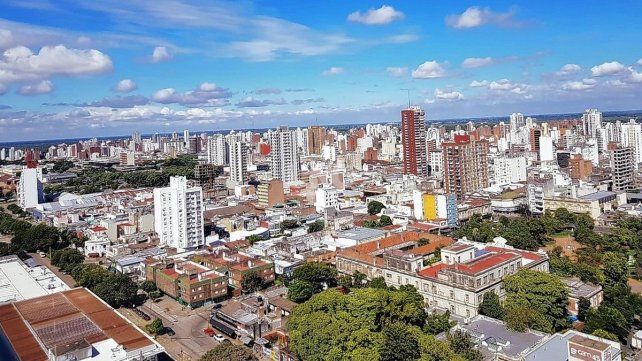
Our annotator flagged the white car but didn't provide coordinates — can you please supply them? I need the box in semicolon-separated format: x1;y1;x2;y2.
213;334;225;342
38;251;46;258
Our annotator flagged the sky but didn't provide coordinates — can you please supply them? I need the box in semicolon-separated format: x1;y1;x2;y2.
0;0;642;142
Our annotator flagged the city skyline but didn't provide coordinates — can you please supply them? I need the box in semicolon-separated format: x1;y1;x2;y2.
1;1;642;141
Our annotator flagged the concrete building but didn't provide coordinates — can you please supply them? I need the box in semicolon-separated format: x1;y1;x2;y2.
620;119;642;168
401;106;428;176
568;154;593;181
611;146;635;192
229;139;249;186
582;108;602;138
269;126;299;183
206;134;227;165
153;176;205;251
493;156;527;186
442;135;489;199
314;185;339;213
257;179;285;208
307;126;326;155
17;166;44;209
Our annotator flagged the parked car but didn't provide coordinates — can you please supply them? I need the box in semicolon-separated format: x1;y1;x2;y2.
213;334;225;342
203;328;216;337
164;327;175;336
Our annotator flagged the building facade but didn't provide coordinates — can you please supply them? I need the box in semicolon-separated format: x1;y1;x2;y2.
401;106;428;176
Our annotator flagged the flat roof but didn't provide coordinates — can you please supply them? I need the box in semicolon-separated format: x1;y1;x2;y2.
579;191;616;201
0;255;69;303
337;227;385;241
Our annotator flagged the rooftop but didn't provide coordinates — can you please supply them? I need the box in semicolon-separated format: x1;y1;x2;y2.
0;255;69;303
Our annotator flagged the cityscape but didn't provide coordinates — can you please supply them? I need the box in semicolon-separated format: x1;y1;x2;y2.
1;2;642;361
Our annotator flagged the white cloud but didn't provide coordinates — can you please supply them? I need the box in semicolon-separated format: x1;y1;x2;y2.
555;63;581;76
637;58;642;66
446;7;521;29
488;78;518;90
18;80;53;95
434;89;464;101
114;79;137;93
0;44;112;85
461;57;494;68
486;78;530;96
411;61;446;79
591;61;625;76
628;67;642;83
152;83;232;106
151;46;172;63
347;5;404;25
0;29;12;49
562;78;597;91
469;80;488;87
386;66;407;77
322;67;344;76
235;96;287;107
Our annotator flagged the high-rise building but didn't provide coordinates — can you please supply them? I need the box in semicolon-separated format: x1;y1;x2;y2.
206;134;227;165
183;129;190;145
493;156;527;186
269;126;299;183
257;179;285;208
442;135;489;199
619;119;642;168
611;146;635;192
307;126;326;155
229;139;249;186
509;113;525;144
153;176;205;251
568;154;593;181
582;109;602;138
17;166;43;209
401;106;428;176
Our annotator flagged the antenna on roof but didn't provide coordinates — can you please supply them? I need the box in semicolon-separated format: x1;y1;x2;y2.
401;89;411;108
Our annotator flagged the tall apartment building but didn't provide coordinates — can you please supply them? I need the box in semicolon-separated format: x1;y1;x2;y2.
509;112;525;144
269;126;299;183
611;146;635;192
619;119;642;168
207;134;227;165
229;139;249;186
493;156;527;186
17;166;43;209
153;176;205;251
582;109;602;138
314;185;339;212
257;179;285;208
401;106;428;176
568;154;593;181
442;135;489;199
307;126;326;155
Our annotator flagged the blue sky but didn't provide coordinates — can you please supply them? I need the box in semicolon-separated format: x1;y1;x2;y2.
0;0;642;141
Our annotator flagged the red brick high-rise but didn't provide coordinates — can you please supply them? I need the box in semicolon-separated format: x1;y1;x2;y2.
442;135;489;199
401;106;428;176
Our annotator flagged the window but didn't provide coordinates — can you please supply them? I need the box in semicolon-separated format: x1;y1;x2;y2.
450;290;454;299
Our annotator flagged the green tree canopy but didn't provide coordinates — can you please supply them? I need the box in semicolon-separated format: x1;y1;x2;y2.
241;270;264;293
367;201;386;215
288;280;315;303
145;318;164;335
199;343;257;361
291;262;337;292
478;292;504;320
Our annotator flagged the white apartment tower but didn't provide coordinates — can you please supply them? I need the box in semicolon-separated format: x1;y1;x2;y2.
269;126;299;183
153;176;205;251
509;113;525;144
620;119;642;168
206;134;227;165
582;109;602;138
229;139;249;186
17;167;44;209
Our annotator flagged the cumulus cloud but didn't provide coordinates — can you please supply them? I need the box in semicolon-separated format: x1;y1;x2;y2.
486;78;529;95
347;5;404;25
469;80;489;87
0;29;12;49
637;58;642;66
555;63;581;76
461;57;494;68
562;78;597;91
114;79;137;93
386;66;408;77
151;46;172;63
434;89;464;101
628;67;642;83
152;83;232;106
254;88;281;95
235;96;287;107
322;67;344;76
80;95;150;108
591;61;625;76
291;98;324;105
446;7;522;29
18;80;53;95
411;61;446;79
0;44;112;85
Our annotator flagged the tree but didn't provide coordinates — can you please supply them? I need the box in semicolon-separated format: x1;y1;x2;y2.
241;270;264;293
503;269;568;332
148;290;162;300
577;297;590;321
145;318;164;335
352;271;367;288
200;343;257;361
417;238;430;247
379;215;393;227
591;329;619;342
140;280;158;293
584;305;628;341
307;220;325;233
424;311;454;335
93;272;139;308
291;262;337;292
51;248;85;273
280;219;299;232
602;252;629;285
369;277;388;289
367;201;386;215
288;280;314;303
447;330;483;361
380;322;420;361
478;292;504;320
246;234;263;245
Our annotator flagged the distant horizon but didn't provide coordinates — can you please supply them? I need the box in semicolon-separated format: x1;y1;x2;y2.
2;107;641;147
